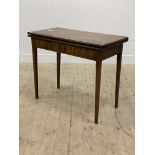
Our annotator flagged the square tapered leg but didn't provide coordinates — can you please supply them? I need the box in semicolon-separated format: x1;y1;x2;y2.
32;45;39;99
95;60;102;124
57;52;61;89
115;52;122;108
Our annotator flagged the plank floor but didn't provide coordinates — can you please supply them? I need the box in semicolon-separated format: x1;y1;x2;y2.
19;63;135;155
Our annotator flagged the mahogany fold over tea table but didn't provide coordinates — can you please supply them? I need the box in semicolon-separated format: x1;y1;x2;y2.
28;27;128;124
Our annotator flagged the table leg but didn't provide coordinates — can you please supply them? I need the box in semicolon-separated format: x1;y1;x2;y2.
115;52;122;108
95;60;102;124
32;45;38;99
57;52;61;89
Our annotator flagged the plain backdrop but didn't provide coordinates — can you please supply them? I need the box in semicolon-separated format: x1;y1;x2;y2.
20;0;134;63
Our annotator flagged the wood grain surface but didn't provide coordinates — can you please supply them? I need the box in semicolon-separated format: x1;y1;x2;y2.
28;27;128;48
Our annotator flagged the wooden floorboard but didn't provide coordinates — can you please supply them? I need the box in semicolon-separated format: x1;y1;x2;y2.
19;63;135;155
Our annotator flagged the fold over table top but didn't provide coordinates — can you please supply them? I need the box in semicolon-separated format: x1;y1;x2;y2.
28;27;128;48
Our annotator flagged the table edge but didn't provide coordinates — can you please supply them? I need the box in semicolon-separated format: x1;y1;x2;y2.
27;32;128;49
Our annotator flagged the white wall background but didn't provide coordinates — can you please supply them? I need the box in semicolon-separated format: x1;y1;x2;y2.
20;0;134;63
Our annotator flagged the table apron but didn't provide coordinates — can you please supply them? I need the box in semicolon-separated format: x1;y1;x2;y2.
31;38;123;61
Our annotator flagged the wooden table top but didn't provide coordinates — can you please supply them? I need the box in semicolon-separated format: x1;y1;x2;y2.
28;27;128;48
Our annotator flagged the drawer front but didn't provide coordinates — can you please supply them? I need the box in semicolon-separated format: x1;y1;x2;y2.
31;38;100;60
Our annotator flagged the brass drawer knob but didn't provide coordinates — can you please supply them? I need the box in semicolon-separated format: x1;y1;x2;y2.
61;45;65;51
